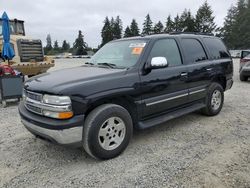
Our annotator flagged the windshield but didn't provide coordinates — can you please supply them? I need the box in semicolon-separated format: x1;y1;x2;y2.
90;40;147;68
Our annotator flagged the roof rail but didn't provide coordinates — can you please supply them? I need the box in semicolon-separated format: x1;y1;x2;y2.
169;32;214;36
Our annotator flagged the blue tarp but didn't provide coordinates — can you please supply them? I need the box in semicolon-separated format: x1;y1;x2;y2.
1;12;15;60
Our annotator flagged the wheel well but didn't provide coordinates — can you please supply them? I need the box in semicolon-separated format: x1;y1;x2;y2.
85;96;138;128
213;76;226;91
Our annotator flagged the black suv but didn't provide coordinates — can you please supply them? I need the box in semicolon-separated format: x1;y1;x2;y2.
19;33;233;159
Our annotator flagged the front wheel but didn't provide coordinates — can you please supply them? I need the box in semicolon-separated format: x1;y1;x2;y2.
83;104;133;160
201;83;224;116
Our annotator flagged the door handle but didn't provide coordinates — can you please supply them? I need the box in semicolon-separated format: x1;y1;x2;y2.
180;72;188;77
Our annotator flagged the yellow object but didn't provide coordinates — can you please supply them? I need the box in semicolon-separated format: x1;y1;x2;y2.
58;112;74;119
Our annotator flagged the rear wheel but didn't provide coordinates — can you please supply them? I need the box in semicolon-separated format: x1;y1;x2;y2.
202;83;224;116
240;74;248;81
83;104;133;160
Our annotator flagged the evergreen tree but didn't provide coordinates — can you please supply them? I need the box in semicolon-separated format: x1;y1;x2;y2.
195;0;216;33
110;17;115;38
46;34;52;50
44;34;52;54
220;5;238;48
101;17;113;46
164;15;175;33
124;26;132;38
130;19;140;36
113;16;123;39
232;0;250;49
62;40;70;52
180;9;196;32
153;21;164;34
142;14;153;35
174;14;182;32
53;40;59;50
221;0;250;49
73;30;87;55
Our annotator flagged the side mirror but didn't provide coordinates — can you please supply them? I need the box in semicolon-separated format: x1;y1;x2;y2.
150;57;168;69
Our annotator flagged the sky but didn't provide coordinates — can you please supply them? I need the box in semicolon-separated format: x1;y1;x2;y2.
0;0;238;48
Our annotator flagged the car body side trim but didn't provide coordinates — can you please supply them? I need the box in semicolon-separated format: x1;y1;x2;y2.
145;87;206;107
146;93;188;106
189;88;206;95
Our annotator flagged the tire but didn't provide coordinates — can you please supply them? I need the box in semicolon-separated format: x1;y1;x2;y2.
83;104;133;160
240;74;248;81
201;83;224;116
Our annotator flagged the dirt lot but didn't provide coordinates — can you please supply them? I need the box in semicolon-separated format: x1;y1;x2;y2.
0;59;249;188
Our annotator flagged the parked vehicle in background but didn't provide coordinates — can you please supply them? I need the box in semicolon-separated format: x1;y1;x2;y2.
229;50;241;58
240;50;250;81
19;33;233;160
0;18;54;77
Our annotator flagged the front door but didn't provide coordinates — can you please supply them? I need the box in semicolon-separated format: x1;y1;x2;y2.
140;38;189;118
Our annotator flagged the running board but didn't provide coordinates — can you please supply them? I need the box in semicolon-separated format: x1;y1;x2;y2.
137;103;205;129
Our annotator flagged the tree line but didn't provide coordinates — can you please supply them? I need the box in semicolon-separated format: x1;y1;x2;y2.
101;0;250;50
44;0;249;54
101;1;217;46
44;30;91;55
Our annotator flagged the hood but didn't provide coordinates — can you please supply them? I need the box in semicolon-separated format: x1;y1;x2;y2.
25;66;126;94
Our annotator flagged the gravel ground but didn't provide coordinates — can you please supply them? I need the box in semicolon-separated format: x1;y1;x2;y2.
0;59;249;188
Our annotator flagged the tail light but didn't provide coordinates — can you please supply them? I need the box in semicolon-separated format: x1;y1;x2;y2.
240;58;250;71
240;59;248;64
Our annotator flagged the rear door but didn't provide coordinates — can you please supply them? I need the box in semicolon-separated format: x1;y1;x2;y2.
140;38;189;118
181;38;212;102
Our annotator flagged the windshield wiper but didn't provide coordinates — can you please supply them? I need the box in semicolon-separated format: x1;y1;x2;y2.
97;62;117;68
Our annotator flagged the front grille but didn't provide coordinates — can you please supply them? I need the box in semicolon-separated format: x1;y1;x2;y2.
24;90;43;115
26;104;43;114
17;39;44;62
25;90;43;102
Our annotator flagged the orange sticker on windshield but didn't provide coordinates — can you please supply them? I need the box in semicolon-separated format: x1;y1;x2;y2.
132;47;143;55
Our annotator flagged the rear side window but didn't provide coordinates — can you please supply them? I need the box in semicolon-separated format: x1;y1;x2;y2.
149;39;182;67
241;50;250;59
203;38;230;59
182;39;207;63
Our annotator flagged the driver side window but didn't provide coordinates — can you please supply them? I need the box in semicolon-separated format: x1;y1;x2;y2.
149;39;182;67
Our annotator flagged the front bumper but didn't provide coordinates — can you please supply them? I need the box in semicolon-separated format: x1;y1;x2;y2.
19;102;84;145
22;118;83;145
240;67;250;77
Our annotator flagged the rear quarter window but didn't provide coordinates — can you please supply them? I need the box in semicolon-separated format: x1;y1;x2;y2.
203;38;230;59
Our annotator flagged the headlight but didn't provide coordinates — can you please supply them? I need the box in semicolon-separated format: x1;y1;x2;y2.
43;94;71;105
42;94;73;119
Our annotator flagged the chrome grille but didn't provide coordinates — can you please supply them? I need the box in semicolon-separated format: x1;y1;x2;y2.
26;104;43;114
25;90;42;102
24;90;43;115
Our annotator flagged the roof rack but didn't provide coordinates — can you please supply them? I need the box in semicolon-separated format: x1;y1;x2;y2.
169;32;214;36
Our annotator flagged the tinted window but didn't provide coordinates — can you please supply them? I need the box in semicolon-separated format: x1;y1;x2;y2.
204;38;230;59
242;50;250;59
182;39;207;63
149;39;182;67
